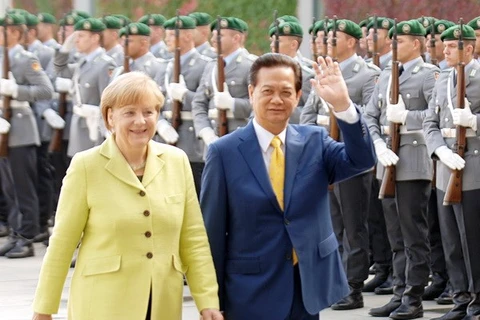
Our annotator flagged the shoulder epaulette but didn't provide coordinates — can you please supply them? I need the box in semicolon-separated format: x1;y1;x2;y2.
199;54;213;62
366;62;381;72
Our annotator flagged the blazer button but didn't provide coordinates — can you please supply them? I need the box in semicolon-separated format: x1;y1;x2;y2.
139;190;146;197
146;252;153;259
145;231;152;238
285;252;292;260
143;210;150;217
284;218;290;225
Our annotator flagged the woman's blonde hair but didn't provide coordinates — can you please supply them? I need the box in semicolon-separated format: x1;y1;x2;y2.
100;71;165;130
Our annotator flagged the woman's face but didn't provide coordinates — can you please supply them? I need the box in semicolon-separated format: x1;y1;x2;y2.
107;103;158;150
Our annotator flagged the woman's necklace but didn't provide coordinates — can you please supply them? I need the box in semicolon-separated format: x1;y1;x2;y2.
129;160;146;171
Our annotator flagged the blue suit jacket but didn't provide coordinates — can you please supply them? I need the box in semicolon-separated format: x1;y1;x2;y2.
201;115;375;319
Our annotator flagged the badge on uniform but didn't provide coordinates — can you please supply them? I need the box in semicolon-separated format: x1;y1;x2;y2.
189;59;195;66
31;61;41;72
435;105;440;114
434;72;439;80
470;69;477;77
412;66;420;74
353;63;360;72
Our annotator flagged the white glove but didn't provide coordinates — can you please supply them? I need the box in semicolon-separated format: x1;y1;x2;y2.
316;114;330;126
435;145;465;170
156;119;179;144
43;108;65;129
169;76;188;102
386;95;409;124
0;72;19;98
55;77;73;93
374;139;399;167
80;104;100;141
452;99;477;131
0;117;10;134
60;32;77;53
199;127;218;146
214;82;235;111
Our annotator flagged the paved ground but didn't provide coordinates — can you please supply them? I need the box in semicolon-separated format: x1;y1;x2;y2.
0;237;452;319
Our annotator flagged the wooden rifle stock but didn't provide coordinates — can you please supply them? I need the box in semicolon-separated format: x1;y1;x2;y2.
123;26;130;73
0;26;11;158
372;15;380;67
171;11;182;133
329;16;339;141
322;16;328;58
216;16;228;137
273;10;279;53
311;17;318;62
443;19;466;205
379;19;400;199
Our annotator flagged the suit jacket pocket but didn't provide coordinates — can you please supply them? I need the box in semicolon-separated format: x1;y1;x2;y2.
318;233;339;258
165;193;184;204
172;254;188;274
82;255;121;276
226;259;261;274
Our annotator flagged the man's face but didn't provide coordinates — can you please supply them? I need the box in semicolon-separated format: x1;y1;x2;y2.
475;30;480;55
269;36;297;57
127;35;148;59
103;29;118;49
249;66;301;134
443;40;460;67
327;31;351;59
75;30;97;53
426;34;444;61
314;30;326;55
367;28;391;53
211;29;239;55
394;35;418;64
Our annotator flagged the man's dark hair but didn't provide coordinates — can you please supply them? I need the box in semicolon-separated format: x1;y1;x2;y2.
249;53;302;92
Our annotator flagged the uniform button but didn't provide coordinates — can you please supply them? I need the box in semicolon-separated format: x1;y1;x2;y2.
16;113;23;118
285;252;292;260
189;126;194;132
445;118;449;122
413;140;418;145
139;190;146;197
145;231;152;238
284;218;290;225
143;210;150;217
146;252;153;259
406;93;411;99
475;150;479;155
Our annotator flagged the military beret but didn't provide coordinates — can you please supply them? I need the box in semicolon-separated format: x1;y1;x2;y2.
102;16;123;29
210;17;244;33
367;17;394;31
3;13;26;26
441;24;476;41
426;20;455;36
189;12;212;26
138;14;165;27
111;14;131;27
278;15;300;24
164;16;196;30
24;14;39;27
269;21;303;38
328;19;363;39
388;19;426;38
312;20;328;35
8;8;29;16
359;17;373;28
235;18;248;32
467;17;480;31
418;16;437;29
125;22;151;36
68;10;91;19
59;14;82;27
37;13;56;24
74;18;106;32
118;26;126;38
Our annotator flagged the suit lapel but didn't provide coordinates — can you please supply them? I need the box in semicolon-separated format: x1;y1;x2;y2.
284;125;304;212
142;141;165;187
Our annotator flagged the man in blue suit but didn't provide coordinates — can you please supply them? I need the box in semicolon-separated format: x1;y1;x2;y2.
201;53;376;319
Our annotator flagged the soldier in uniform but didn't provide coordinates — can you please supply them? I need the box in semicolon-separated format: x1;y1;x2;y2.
312;20;327;59
53;17;116;158
268;20;314;124
467;17;480;62
366;17;394;70
0;13;54;258
300;19;380;310
364;20;440;319
189;12;216;59
36;13;60;50
192;17;255;148
427;20;455;71
138;14;172;60
102;15;124;67
424;24;480;320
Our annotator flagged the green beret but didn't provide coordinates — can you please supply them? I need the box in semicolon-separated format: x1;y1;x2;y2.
210;17;244;33
426;20;455;35
3;13;26;26
367;17;394;31
388;19;426;38
467;17;480;31
312;20;328;35
37;13;56;24
25;13;39;27
440;24;476;41
359;17;373;28
118;26;126;38
278;15;300;24
418;16;437;29
138;14;165;27
164;16;196;30
111;14;131;27
235;18;248;32
102;16;123;29
189;12;212;26
68;10;91;19
328;19;362;39
125;22;151;36
8;9;29;16
74;18;106;32
59;14;82;27
269;21;303;38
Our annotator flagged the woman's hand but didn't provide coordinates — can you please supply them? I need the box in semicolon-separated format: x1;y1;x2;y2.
32;313;52;320
200;308;224;320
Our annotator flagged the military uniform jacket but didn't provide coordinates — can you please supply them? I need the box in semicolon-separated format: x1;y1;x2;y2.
0;44;54;147
423;60;480;191
29;40;55;70
162;50;212;162
54;47;116;156
106;44;124;68
43;38;61;50
364;57;439;181
196;42;217;59
192;49;256;136
151;41;173;60
289;60;314;124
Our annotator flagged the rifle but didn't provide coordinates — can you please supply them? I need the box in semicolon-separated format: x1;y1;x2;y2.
273;10;279;53
322;16;328;58
48;24;67;153
171;10;182;133
372;15;380;67
430;18;438;67
329;16;339;141
443;19;466;205
379;19;400;199
123;23;130;73
216;16;228;137
0;25;12;157
311;17;318;62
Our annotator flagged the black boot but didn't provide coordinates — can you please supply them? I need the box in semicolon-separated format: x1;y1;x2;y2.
375;273;394;295
437;282;454;305
331;282;364;310
465;293;480;319
0;234;17;256
5;236;34;258
423;272;447;300
364;263;390;292
431;292;471;320
0;222;9;237
369;285;405;317
389;285;424;319
32;229;50;243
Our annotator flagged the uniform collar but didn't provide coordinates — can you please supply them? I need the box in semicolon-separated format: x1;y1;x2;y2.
339;53;358;71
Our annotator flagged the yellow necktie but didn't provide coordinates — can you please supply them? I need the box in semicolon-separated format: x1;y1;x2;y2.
269;136;298;265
